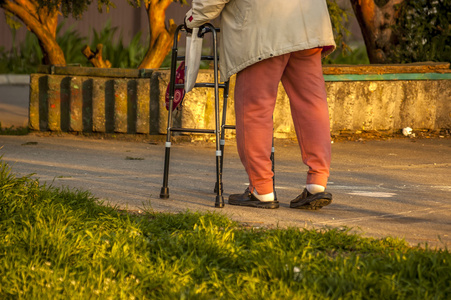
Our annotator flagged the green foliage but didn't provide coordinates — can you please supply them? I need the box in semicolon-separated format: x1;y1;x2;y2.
0;21;148;73
0;0;359;73
0;30;43;74
324;0;370;64
88;20;147;68
56;24;88;65
37;0;115;19
325;0;352;63
3;11;22;30
1;160;451;299
324;45;370;65
0;24;87;74
392;0;451;63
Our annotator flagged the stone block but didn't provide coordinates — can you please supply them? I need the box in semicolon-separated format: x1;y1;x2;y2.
29;74;41;131
114;79;128;133
136;80;151;134
68;77;83;132
46;75;61;131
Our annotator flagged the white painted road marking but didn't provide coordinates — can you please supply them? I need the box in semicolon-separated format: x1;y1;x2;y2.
348;191;397;198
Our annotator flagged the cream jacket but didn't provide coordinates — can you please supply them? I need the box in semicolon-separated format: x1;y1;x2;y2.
185;0;336;81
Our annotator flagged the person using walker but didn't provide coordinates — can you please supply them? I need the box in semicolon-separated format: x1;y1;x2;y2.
185;0;336;209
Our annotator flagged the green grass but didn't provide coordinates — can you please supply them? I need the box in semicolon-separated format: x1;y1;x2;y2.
0;124;29;135
0;160;450;299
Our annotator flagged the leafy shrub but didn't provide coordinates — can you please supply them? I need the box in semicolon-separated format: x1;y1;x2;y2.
56;25;88;66
326;0;352;59
324;0;370;65
0;31;43;74
0;20;148;74
88;20;147;68
392;0;451;63
325;45;370;65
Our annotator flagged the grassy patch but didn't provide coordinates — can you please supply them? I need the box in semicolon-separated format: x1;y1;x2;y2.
0;160;450;299
0;125;29;136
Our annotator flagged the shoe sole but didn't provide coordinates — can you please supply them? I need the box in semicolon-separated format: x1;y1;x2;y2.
228;201;279;209
290;198;332;210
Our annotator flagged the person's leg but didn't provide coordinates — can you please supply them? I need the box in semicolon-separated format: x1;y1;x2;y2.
234;54;288;196
281;48;331;189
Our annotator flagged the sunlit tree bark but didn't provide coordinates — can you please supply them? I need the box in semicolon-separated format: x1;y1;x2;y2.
1;0;65;65
350;0;405;63
138;0;184;69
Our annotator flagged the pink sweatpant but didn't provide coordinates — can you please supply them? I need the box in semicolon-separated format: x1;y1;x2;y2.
234;48;331;195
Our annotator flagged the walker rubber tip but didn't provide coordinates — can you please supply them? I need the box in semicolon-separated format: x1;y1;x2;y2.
160;187;170;199
215;195;224;208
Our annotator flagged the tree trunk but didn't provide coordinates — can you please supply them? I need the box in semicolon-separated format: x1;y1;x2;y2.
1;0;66;65
138;0;178;69
350;0;405;64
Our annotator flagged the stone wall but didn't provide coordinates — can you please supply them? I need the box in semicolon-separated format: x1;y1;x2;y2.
29;64;451;138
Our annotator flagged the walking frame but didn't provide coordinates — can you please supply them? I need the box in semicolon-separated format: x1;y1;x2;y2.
159;24;276;208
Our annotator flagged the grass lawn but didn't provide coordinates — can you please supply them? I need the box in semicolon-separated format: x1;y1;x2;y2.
0;160;450;299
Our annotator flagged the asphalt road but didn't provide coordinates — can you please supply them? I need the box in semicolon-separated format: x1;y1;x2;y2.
1;134;450;248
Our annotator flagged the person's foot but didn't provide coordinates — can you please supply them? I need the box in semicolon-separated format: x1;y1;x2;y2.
228;188;279;209
290;188;332;210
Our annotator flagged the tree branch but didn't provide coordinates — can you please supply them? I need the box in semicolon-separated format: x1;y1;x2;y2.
138;18;176;68
82;44;112;68
1;0;65;65
139;0;181;68
147;0;173;49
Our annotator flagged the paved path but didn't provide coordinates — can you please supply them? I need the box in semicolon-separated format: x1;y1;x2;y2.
0;84;29;128
1;134;450;248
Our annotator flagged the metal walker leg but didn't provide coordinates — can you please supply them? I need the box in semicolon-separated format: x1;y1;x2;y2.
159;24;276;206
160;24;229;208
